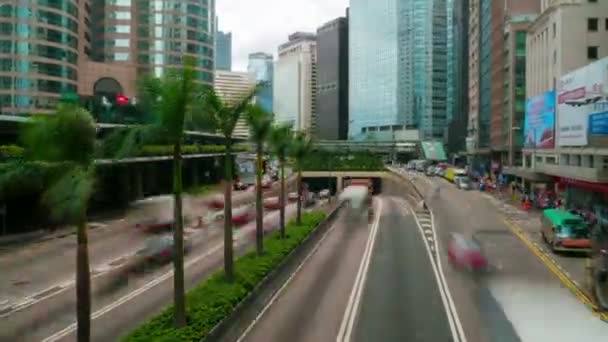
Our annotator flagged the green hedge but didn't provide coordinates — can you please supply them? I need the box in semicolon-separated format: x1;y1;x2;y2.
301;151;384;171
0;144;249;160
122;211;327;342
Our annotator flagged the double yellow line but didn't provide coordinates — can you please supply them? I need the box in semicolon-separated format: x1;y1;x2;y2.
502;219;608;321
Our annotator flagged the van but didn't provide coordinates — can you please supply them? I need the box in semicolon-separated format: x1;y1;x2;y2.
541;209;591;253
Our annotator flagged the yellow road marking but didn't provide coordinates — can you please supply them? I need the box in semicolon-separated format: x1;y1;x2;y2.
502;219;608;321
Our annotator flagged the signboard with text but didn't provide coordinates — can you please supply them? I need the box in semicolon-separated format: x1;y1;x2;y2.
589;104;608;135
523;91;555;148
557;57;608;146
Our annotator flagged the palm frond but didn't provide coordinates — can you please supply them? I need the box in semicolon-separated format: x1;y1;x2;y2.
42;165;94;224
246;104;272;143
269;124;293;161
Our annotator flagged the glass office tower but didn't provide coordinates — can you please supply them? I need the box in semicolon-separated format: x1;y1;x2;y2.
247;52;273;113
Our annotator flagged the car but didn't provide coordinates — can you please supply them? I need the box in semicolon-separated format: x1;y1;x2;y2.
447;233;488;272
232;206;256;226
264;196;281;210
425;166;436;176
454;176;471;190
136;235;192;264
288;192;299;203
134;218;173;234
233;181;248;191
319;189;331;199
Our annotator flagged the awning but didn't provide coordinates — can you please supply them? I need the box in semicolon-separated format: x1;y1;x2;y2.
557;177;608;193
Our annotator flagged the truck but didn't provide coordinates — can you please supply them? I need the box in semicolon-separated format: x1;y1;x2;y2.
344;178;374;221
445;167;466;183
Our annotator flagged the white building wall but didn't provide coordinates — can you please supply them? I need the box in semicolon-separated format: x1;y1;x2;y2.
214;70;256;139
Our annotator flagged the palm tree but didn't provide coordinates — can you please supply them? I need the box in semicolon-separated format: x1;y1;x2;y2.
121;57;208;327
246;104;272;255
289;131;313;225
2;104;97;341
269;124;293;238
203;86;257;281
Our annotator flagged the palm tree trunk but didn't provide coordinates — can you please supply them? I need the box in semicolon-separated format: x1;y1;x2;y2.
76;213;91;342
224;140;234;281
296;167;302;225
255;142;264;255
279;161;285;238
172;143;186;327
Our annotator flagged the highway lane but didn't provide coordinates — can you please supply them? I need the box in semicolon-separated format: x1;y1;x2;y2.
351;197;452;342
0;178;295;315
240;196;456;342
6;203;309;342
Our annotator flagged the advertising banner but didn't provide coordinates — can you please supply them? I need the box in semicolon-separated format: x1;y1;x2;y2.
557;57;608;146
589;105;608;135
523;91;555;148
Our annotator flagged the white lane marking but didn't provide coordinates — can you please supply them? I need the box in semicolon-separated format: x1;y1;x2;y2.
424;206;468;342
336;199;384;342
236;211;345;342
399;202;466;342
424;230;433;235
426;236;434;243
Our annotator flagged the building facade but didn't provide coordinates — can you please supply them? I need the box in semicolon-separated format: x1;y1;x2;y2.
446;0;469;154
503;14;537;166
273;32;317;132
315;15;348;140
215;30;232;71
349;0;446;141
214;70;256;138
247;52;273;113
0;0;215;115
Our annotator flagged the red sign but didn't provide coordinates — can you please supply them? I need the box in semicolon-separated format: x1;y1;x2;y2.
116;95;129;105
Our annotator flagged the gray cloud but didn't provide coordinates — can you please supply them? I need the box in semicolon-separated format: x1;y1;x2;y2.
217;0;349;71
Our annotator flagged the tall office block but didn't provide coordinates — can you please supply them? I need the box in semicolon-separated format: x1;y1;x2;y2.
316;15;349;140
273;33;317;132
215;30;232;71
214;70;256;138
247;52;273;113
349;0;447;141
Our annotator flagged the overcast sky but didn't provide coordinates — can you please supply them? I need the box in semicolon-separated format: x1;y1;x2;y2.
216;0;349;71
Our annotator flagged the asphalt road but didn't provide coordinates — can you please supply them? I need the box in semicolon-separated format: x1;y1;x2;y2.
0;178;294;312
240;196;455;342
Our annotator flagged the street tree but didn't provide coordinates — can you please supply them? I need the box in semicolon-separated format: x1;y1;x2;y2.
0;104;97;342
268;124;293;238
289;131;313;225
202;86;257;281
246;104;273;255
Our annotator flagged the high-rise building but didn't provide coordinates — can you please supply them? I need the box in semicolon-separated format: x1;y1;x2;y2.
349;0;447;141
316;15;349;140
467;0;481;153
215;30;232;71
0;0;215;115
247;52;273;113
446;0;469;154
504;13;538;166
273;32;317;132
214;70;256;138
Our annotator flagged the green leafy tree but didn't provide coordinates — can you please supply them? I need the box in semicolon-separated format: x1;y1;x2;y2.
0;104;97;341
269;124;293;238
289;131;313;225
203;86;257;281
116;57;209;327
246;104;272;255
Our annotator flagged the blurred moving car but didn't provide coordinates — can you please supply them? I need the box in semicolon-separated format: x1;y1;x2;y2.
136;235;192;264
454;176;471;190
233;180;248;191
319;189;331;199
264;196;281;210
134;218;173;234
232;206;256;226
447;233;488;272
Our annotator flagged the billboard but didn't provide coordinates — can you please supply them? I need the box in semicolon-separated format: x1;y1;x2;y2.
557;57;608;146
589;103;608;135
523;91;556;148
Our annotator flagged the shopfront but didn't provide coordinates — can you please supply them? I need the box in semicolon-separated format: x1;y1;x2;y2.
557;177;608;225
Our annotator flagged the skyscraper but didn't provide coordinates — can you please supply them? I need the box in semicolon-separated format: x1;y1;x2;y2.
316;15;349;140
0;0;215;115
214;70;256;138
349;0;447;141
273;33;317;132
215;30;232;71
247;52;274;113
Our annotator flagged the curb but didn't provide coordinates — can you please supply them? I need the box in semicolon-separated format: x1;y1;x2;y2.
202;203;344;342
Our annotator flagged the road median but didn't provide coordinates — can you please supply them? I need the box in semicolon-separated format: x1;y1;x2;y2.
121;205;342;342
